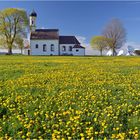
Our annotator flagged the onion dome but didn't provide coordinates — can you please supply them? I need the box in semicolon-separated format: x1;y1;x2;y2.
30;10;37;17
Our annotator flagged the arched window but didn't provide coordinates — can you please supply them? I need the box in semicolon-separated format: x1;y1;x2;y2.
69;46;72;51
62;46;66;51
51;44;54;51
35;44;38;48
43;44;47;52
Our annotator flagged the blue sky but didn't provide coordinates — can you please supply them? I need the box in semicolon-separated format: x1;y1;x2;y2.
0;1;140;54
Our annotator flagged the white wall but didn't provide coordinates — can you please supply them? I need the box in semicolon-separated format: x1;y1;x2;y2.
30;16;36;32
30;39;59;55
24;49;30;55
30;41;85;56
73;48;85;56
60;44;75;55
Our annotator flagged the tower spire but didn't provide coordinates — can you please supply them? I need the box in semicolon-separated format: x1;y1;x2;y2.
29;10;37;32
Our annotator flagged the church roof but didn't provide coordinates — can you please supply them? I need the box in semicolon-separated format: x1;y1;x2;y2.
30;29;59;40
59;36;80;44
73;44;85;49
30;10;37;17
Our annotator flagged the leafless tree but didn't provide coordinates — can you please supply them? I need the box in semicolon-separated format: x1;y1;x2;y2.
102;19;126;56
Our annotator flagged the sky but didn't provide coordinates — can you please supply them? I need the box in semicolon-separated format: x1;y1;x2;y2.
0;1;140;54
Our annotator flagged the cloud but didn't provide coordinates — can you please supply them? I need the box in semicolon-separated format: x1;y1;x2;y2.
76;36;86;44
123;41;140;50
117;42;140;55
76;36;92;55
41;27;45;29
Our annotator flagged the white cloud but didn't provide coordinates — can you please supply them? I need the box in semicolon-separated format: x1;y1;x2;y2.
122;42;140;50
76;36;86;44
118;42;140;55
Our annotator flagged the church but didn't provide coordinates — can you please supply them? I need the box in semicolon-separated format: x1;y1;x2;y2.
26;10;85;56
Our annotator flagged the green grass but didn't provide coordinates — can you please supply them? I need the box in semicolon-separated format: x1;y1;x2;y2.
0;56;140;139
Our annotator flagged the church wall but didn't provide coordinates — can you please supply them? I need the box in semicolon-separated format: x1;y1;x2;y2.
73;48;85;56
30;39;59;55
60;44;75;55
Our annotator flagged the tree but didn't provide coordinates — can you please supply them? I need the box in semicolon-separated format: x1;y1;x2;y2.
102;19;126;56
15;36;24;54
134;50;140;55
0;8;28;54
90;36;108;56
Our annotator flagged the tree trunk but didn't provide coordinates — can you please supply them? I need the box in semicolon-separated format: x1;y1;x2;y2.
113;48;116;56
100;49;103;56
8;45;13;55
21;48;23;54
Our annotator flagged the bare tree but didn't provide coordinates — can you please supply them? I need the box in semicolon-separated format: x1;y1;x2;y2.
102;19;126;56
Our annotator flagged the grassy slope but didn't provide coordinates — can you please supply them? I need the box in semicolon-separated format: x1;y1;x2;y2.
0;56;140;139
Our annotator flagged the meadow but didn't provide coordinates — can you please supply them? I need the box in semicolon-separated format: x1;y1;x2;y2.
0;56;139;139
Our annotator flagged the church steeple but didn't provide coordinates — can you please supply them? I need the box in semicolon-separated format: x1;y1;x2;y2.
29;10;37;32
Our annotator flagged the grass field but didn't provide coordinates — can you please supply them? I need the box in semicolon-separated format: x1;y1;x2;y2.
0;56;140;139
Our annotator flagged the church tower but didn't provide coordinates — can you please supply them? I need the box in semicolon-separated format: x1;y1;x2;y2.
29;10;37;32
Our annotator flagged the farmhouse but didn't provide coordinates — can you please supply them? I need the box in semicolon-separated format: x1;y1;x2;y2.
27;10;85;56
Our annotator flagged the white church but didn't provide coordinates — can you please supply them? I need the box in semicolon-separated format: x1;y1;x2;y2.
26;10;85;56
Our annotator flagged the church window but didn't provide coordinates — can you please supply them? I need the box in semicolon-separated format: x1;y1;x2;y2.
32;20;34;25
35;44;38;48
43;44;47;52
69;46;72;51
76;49;79;52
51;44;54;51
51;46;54;51
62;46;66;51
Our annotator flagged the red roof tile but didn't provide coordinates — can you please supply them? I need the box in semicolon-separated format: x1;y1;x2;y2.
30;29;59;40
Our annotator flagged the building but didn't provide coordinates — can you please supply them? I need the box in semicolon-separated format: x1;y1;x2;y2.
27;10;85;56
